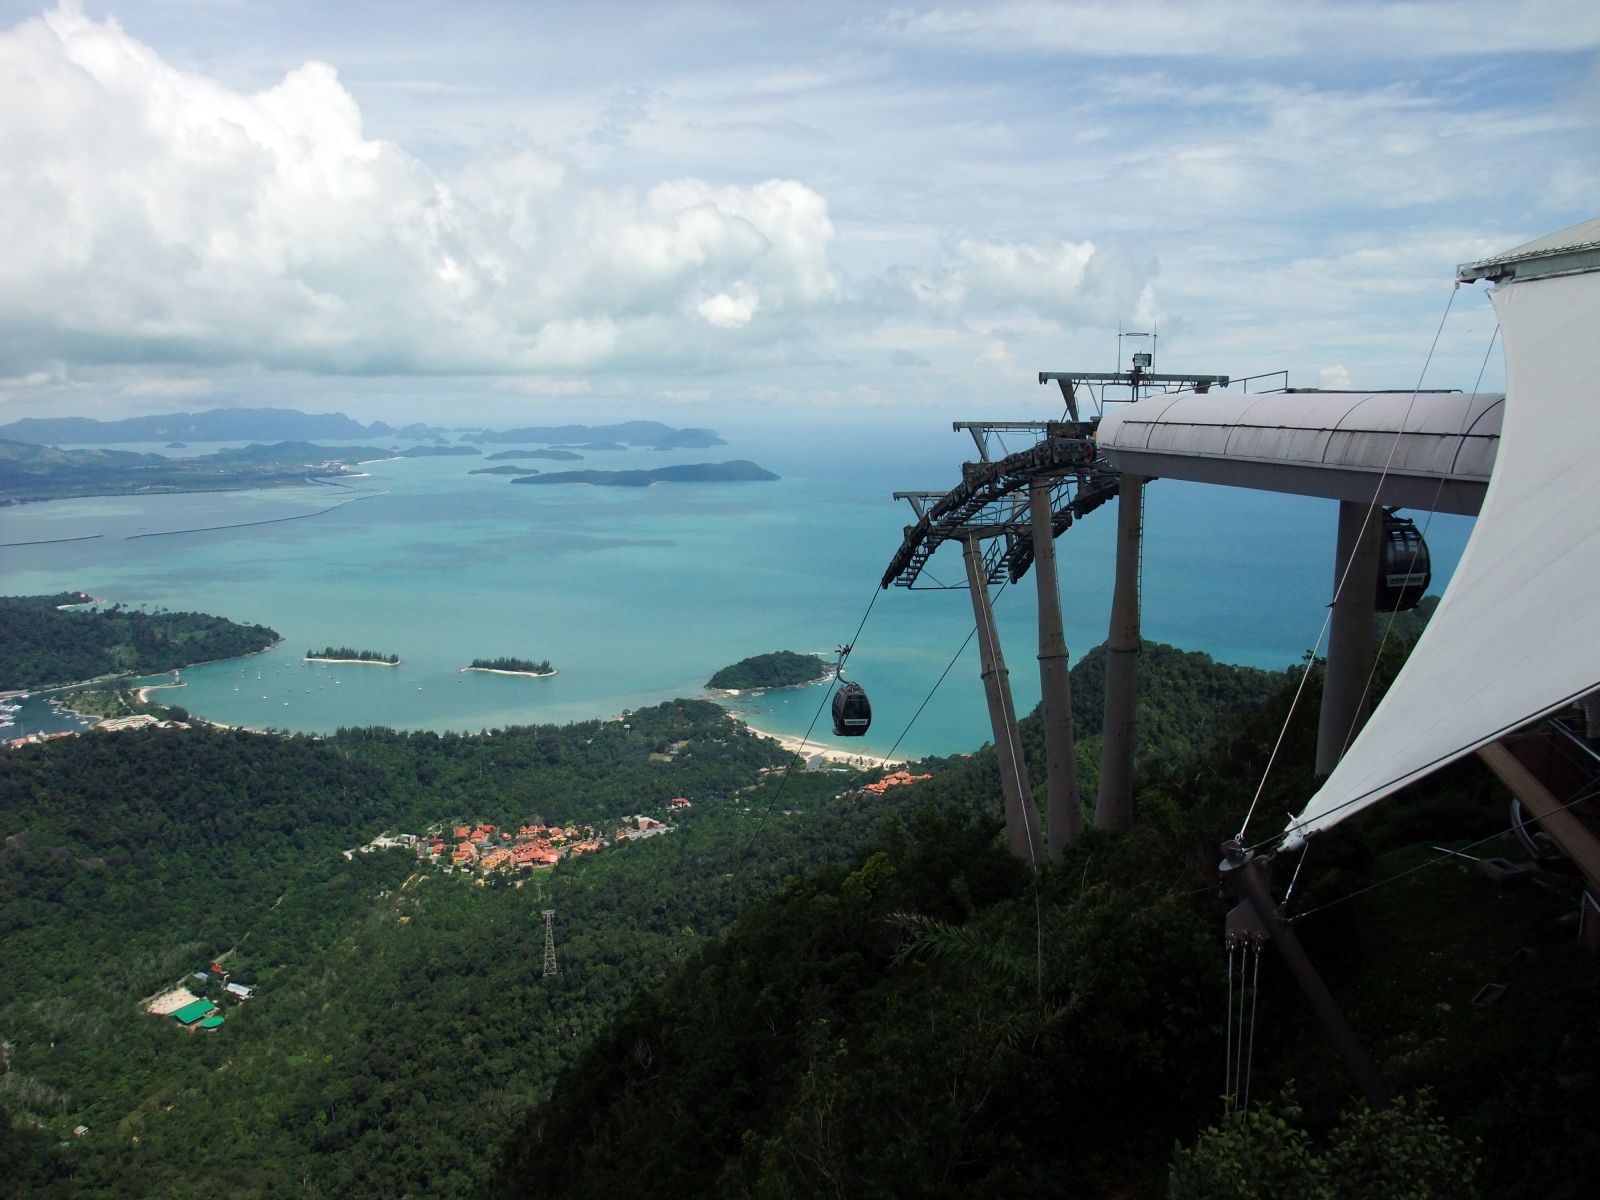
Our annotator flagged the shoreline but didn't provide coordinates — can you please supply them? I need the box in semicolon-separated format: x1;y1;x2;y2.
5;638;283;713
304;656;401;666
460;666;558;679
136;678;187;705
733;714;903;770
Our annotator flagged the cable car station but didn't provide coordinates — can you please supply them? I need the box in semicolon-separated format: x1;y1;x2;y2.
881;355;1502;862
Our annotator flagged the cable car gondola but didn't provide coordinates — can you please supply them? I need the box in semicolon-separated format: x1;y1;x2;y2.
1377;508;1431;612
830;644;872;737
832;682;872;736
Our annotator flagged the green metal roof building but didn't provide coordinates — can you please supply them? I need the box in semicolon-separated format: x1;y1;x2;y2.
171;999;216;1025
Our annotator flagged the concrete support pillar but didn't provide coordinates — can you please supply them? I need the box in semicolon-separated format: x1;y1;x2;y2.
963;535;1044;868
1098;474;1144;831
1030;479;1083;857
1316;500;1381;775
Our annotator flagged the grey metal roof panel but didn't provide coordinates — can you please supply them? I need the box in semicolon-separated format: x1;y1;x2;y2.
1097;390;1502;505
1141;420;1237;456
1458;216;1600;283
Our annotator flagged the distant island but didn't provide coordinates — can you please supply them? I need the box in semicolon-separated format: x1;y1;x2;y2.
0;594;279;690
513;461;779;488
708;651;830;691
0;439;387;503
305;647;400;665
463;656;556;678
557;441;625;452
469;465;537;476
480;420;725;450
392;445;480;458
485;448;582;462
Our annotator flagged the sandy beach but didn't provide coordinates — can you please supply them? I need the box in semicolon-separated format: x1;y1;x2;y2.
135;678;187;704
304;657;401;666
459;666;558;679
736;716;903;771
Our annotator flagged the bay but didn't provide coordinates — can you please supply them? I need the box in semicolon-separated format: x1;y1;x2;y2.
0;423;1473;760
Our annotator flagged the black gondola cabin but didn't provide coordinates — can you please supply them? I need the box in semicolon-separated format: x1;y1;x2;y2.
832;681;872;737
1377;510;1431;612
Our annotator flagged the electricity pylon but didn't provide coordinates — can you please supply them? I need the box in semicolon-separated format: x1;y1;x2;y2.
541;909;559;977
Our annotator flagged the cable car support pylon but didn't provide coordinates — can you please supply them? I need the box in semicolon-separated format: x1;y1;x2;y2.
881;365;1229;860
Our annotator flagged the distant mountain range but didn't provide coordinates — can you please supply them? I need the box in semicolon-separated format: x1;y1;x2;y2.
0;407;407;445
479;420;725;449
0;408;726;452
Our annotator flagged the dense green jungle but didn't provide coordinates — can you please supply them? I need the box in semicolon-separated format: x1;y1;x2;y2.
0;595;278;692
708;651;831;691
2;611;1596;1199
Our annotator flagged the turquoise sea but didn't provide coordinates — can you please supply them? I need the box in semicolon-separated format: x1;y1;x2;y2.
0;423;1473;760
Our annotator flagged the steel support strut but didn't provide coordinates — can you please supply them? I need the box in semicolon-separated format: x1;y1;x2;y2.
1316;501;1381;774
1098;474;1144;830
1031;478;1083;855
964;535;1044;868
1219;840;1389;1109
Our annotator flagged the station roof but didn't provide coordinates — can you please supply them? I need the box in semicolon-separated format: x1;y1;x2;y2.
1458;216;1600;284
1095;389;1502;515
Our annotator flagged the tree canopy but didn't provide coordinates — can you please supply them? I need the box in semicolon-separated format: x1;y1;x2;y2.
0;594;278;689
707;650;829;690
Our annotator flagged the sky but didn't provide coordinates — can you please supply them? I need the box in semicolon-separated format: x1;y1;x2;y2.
1;0;1596;430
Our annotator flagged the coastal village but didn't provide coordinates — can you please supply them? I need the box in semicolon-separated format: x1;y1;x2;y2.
344;800;693;878
129;761;934;1040
139;812;687;1033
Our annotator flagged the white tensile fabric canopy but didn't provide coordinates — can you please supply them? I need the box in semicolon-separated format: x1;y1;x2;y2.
1286;229;1600;844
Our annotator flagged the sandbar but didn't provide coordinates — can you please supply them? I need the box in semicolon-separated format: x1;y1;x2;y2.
136;678;187;704
459;667;558;679
304;657;401;666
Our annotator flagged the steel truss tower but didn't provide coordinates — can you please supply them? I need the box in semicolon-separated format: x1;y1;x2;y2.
541;909;559;977
882;368;1228;857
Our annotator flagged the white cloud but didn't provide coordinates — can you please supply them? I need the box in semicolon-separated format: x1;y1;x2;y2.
0;1;1589;426
0;4;842;379
894;235;1151;330
1319;364;1352;389
881;2;1600;59
490;377;595;398
976;337;1025;380
123;376;216;398
698;285;761;328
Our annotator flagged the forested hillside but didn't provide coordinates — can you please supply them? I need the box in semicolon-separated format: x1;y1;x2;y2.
0;643;1272;1196
490;657;1599;1199
0;595;278;689
0;702;921;1195
11;628;1589;1198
